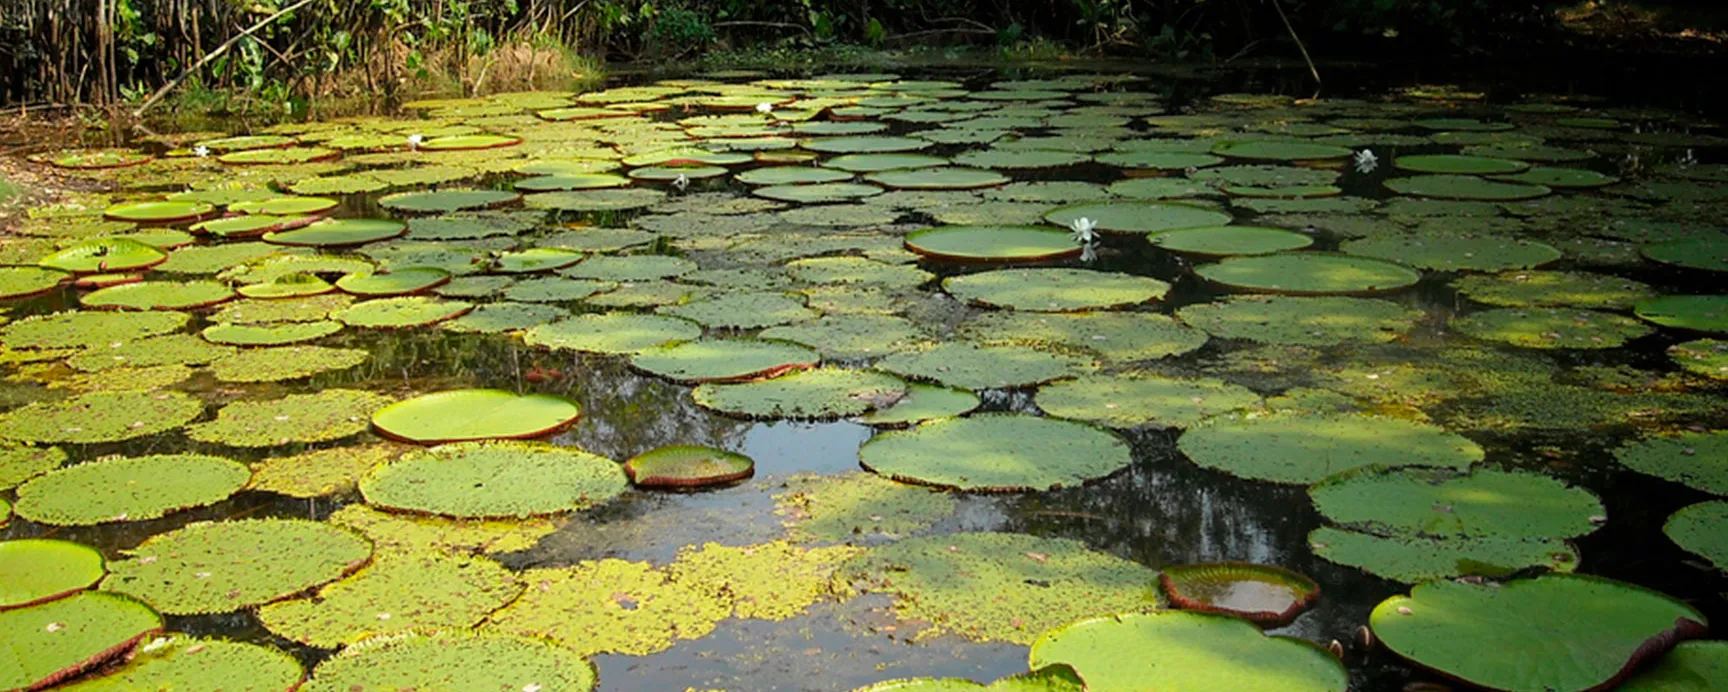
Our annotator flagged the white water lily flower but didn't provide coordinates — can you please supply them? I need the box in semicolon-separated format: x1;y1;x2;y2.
1080;242;1098;263
193;145;209;158
756;102;774;114
673;173;690;190
1353;149;1378;174
406;134;424;150
1069;216;1097;245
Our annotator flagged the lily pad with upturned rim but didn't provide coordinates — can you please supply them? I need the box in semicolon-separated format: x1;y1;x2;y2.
1044;201;1233;235
13;454;251;526
0;592;163;692
904;226;1079;263
0;266;70;299
1634;295;1728;334
360;440;625;518
1614;431;1728;496
1035;373;1261;429
693;367;907;419
859;413;1129;492
942;268;1169;312
299;632;595;692
876;342;1092;390
379;189;522;214
630;339;821;384
1195;253;1421;295
1618;640;1728;691
39;239;168;274
184;215;307;241
187;389;394;447
335;267;452;296
80;280;235;311
334;296;473;328
1149;226;1314;258
1310;466;1603;541
1158;562;1319;627
258;552;524;648
264;218;407;247
100;518;373;615
1307;526;1580;584
103;201;216;224
54;635;305;692
1386;174;1551;201
525;313;702;354
624;445;756;488
0;390;204;444
0;539;106;609
371;389;581;444
1028;611;1347;692
1177;411;1484;485
1452;307;1654;349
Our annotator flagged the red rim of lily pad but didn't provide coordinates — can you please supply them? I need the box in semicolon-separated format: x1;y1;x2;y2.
72;273;142;289
623;445;756;489
1158;562;1321;627
5;591;165;691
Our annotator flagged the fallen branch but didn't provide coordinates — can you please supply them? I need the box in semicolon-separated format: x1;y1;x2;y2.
1268;0;1322;99
132;0;314;118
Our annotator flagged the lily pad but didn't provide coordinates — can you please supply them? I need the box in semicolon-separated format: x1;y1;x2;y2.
951;148;1090;169
942;268;1169;311
860;413;1129;492
1045;201;1233;235
51;150;152;169
904;226;1079;262
1370;575;1706;692
1195;254;1421;295
786;257;933;288
694;367;907;419
80;280;235;310
1029;611;1347;692
1635;295;1728;334
1386;174;1551;201
0;266;69;299
14;454;250;526
229;196;339;215
1643;237;1728;273
1150;226;1314;258
516;173;632;191
2;311;187;350
876;342;1092;390
0;445;66;490
737;167;854;186
754;182;884;203
372;389;580;444
1670;339;1728;380
334;296;473;328
1212;140;1352;161
336;267;452;296
103;200;216;224
624;445;755;488
865;167;1009;190
299;632;595;692
208;345;368;382
1395;154;1530;175
1341;234;1561;272
264;218;407;247
1664;501;1728;571
823;153;948;173
632;339;820;383
526;188;667;212
833;532;1158;643
418;134;521;151
1618;640;1728;691
0;391;204;444
563;254;697;282
0;592;163;692
858;385;983;426
101;518;373;614
362;440;624;518
187;389;394;447
66;333;234;372
201;320;342;346
39;238;168;274
329;504;559;557
483;558;727;657
380;189;521;214
1452;307;1654;349
443;302;567;333
774;471;957;542
0;539;106;609
1036;374;1261;429
55;636;304;692
1614;431;1728;496
1178;411;1484;484
1311;466;1603;540
259;552;524;648
1453;270;1656;309
802;136;931;154
249;444;404;499
658;291;817;329
1307;526;1579;583
526;313;702;354
492;248;585;273
1493;167;1619;188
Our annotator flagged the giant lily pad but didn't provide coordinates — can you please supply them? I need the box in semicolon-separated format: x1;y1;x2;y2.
1386;174;1551;201
858;385;983;426
14;454;250;526
1395;155;1530;175
1454;270;1656;309
101;518;373;614
372;389;581;444
859;413;1129;492
334;296;473;328
852;665;1085;692
833;532;1158;643
1614;431;1728;496
66;333;234;372
865;167;1009;190
0;539;106;609
942;268;1169;311
657;291;817;329
1452;307;1654;349
1670;339;1728;380
563;255;697;282
1311;466;1603;540
1178;412;1484;484
249;444;404;499
483;558;727;657
693;367;907;419
259;552;523;648
264;218;407;247
336;267;451;296
1195;253;1421;295
0;391;204;444
103;200;216;224
329;504;559;557
802;136;931;154
39;239;168;274
1045;201;1233;235
0;266;69;299
208;345;368;382
201;320;342;346
876;343;1092;390
624;445;755;488
1029;611;1347;692
229;196;339;215
525;188;667;211
1619;640;1728;691
1;310;187;349
1370;575;1706;692
1635;295;1728;334
1158;562;1319;626
187;389;394;447
774;471;957;542
0;445;66;490
80;280;235;310
631;339;820;383
0;592;163;692
380;189;521;213
55;636;304;692
1036;374;1260;429
526;313;701;354
754;182;884;203
298;632;595;692
1212;140;1352;161
361;441;624;518
905;226;1079;263
1643;237;1728;273
1665;501;1728;571
1341;234;1561;272
1307;526;1579;583
1150;226;1314;258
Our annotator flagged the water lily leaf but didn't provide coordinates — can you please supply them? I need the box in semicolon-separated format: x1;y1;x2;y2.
51;150;153;169
667;540;861;620
335;267;451;296
736;166;854;186
526;312;701;354
1642;236;1728;273
858;385;981;426
101;518;373;615
200;320;342;346
55;636;304;692
0;312;186;352
860;413;1129;492
876;342;1093;390
14;454;249;526
372;390;580;444
483;558;729;657
443;301;568;333
1370;575;1706;692
1307;526;1579;583
211;294;354;323
1614;431;1728;496
66;333;234;372
379;189;521;214
693;367;907;419
102;200;216;224
864;167;1009;190
196;134;297;152
264;218;407;247
1158;562;1318;627
904;226;1080;263
631;339;820;383
259;552;523;648
1395;154;1529;175
1386;174;1551;200
1029;611;1347;692
491;248;584;273
406;212;535;240
802;136;931;154
208;345;368;382
834;532;1158;643
657;291;817;329
1452;307;1654;349
1341;233;1560;272
1635;295;1728;334
0;390;204;444
822;153;948;173
562;254;697;282
361;440;623;518
39;238;168;274
1670;339;1728;380
1618;640;1728;691
538;227;656;253
959;311;1209;363
229;195;339;215
418;134;521;151
1037;373;1261;429
754;182;884;203
1196;253;1420;295
774;471;956;542
0;592;163;692
1492;167;1618;188
0;539;105;609
328;504;560;556
334;296;473;328
759;314;926;360
0;445;66;490
951;148;1090;169
80;280;235;310
524;188;666;211
1179;412;1484;485
1212;139;1352;161
1453;270;1656;309
0;266;70;299
1150;225;1314;258
943;268;1169;311
1045;201;1232;235
786;257;933;288
187;389;394;447
623;445;754;488
1311;466;1602;540
515;173;632;191
249;443;405;498
299;632;594;692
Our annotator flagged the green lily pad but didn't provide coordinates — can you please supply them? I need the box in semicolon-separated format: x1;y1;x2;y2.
860;413;1128;492
1212;140;1352;161
904;226;1079;262
1453;270;1656;309
852;664;1084;692
864;167;1009;190
942;268;1169;312
951;148;1090;169
187;389;394;447
55;636;304;692
1395;154;1530;175
526;188;668;212
372;389;581;444
1452;307;1654;349
208;345;368;382
1029;611;1347;692
379;189;521;214
526;313;702;354
1036;374;1261;429
334;296;473;328
443;301;567;333
785;257;933;288
1178;411;1484;484
1615;431;1728;496
758;314;925;360
1670;339;1728;380
0;592;163;692
264;218;407;247
631;339;820;383
1319;457;1604;535
1370;575;1706;692
14;454;250;526
693;367;907;419
1307;526;1579;583
213;294;353;323
1642;236;1728;273
259;552;524;648
80;280;235;310
774;470;957;542
1150;226;1314;258
299;632;595;692
1664;501;1728;572
736;167;854;186
329;503;559;556
1045;201;1233;235
196;134;297;152
1096;150;1224;170
201;319;342;345
959;311;1209;363
66;333;233;372
823;153;948;173
658;291;817;329
515;173;632;191
0;445;66;490
492;248;585;273
336;267;451;296
802;136;931;154
754;182;884;203
418;134;521;151
562;255;697;282
1386;174;1551;201
249;443;405;499
0;391;204;444
39;238;168;274
1196;253;1420;295
483;558;728;657
229;196;339;215
1341;234;1560;272
0;266;69;299
0;539;106;609
407;213;535;240
877;342;1092;390
1492;167;1618;188
51;150;152;169
1159;562;1318;626
1635;295;1728;334
362;440;624;518
854;384;980;426
1619;640;1728;691
103;200;215;224
101;518;373;615
834;532;1158;643
623;445;755;488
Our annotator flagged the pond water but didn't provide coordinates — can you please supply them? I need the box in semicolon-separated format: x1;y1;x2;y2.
1;61;1726;691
